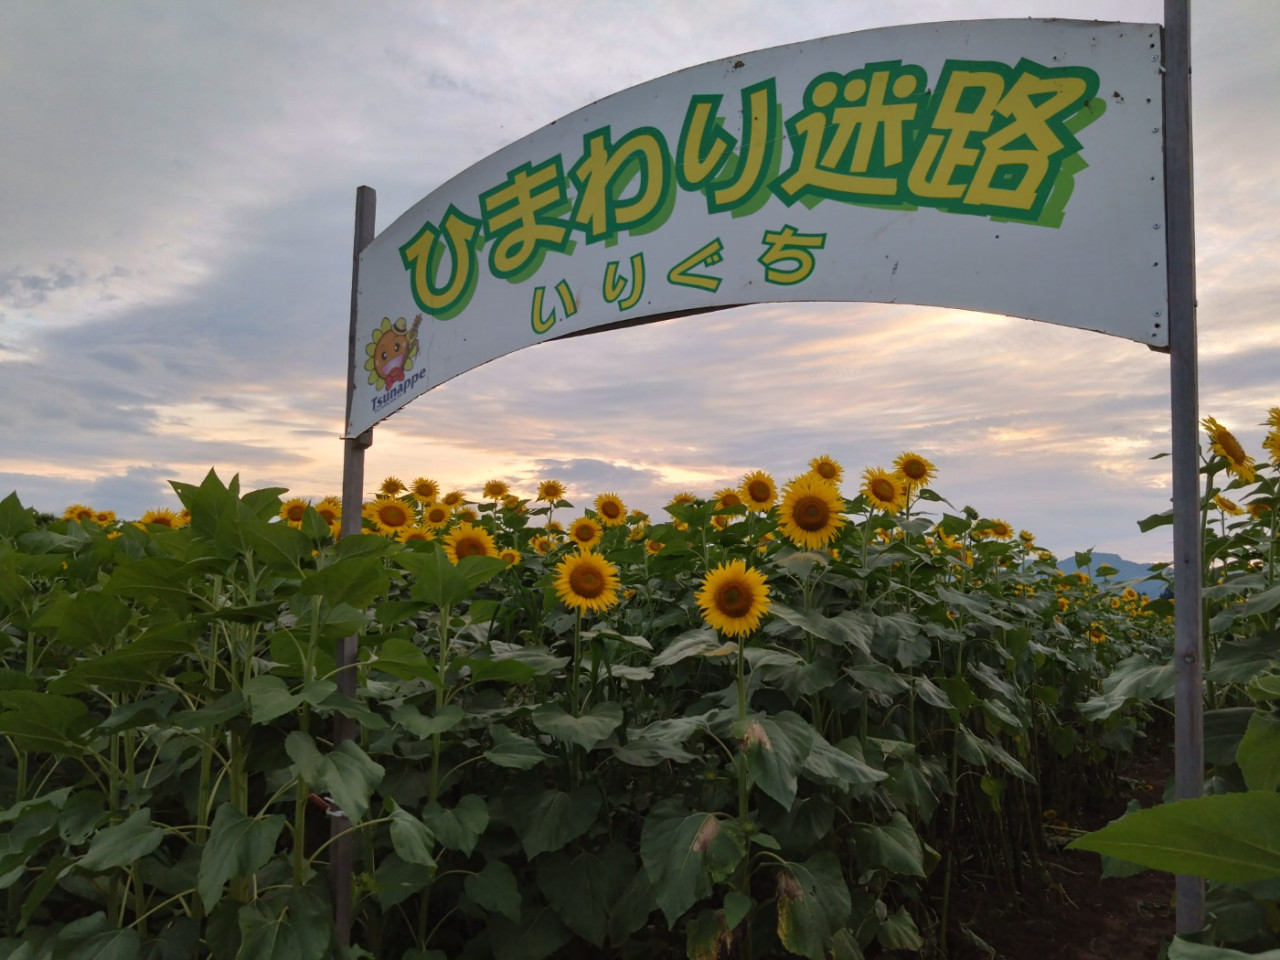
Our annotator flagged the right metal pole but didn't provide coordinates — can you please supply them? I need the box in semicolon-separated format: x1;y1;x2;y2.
1163;0;1205;936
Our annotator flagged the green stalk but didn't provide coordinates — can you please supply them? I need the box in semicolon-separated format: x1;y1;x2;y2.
430;607;453;805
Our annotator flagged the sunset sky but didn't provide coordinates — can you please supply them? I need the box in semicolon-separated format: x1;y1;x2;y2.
2;1;1275;561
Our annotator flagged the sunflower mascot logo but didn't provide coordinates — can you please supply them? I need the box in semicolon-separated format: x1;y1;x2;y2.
366;315;421;391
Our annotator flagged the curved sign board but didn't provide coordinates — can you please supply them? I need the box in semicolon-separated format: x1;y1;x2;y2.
349;19;1166;437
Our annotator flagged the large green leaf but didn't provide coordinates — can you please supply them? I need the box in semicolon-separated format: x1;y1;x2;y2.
639;799;744;926
854;812;926;878
243;674;305;725
1167;935;1280;959
368;637;443;687
651;628;737;667
536;843;632;946
1070;792;1280;882
487;906;572;960
50;625;195;694
33;589;133;651
484;725;551;770
396;547;505;611
197;803;286;910
1080;654;1175;720
296;554;391;610
388;808;437;868
51;912;142;960
0;492;36;538
79;808;163;872
509;787;600;859
464;860;522;922
1238;711;1280;791
0;691;88;755
770;603;871;652
532;701;623;751
284;732;384;822
802;734;887;793
236;886;331;960
423;795;488;856
775;851;852;960
741;711;814;809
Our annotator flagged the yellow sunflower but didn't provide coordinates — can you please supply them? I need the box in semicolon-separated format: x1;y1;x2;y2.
984;519;1014;541
553;551;620;614
411;477;439;503
568;516;604;551
594;493;627;527
399;526;435;543
315;497;342;525
696;559;771;637
546;520;565;535
808;455;843;483
646;539;664;555
1088;623;1106;644
1203;416;1257;482
364;497;413;535
93;510;116;525
279;497;310;526
442;490;467;508
1264;430;1280;466
627;523;648;542
421;501;452;529
380;476;406;497
499;547;522;566
537;479;566;502
738;470;778;511
1267;407;1280;429
139;508;180;528
530;535;552;555
860;468;906;514
62;504;95;523
458;507;480;523
502;494;526;514
666;492;698;510
777;474;846;549
714;488;743;510
1214;495;1245;516
482;479;509;499
443;522;497;563
893;452;937;488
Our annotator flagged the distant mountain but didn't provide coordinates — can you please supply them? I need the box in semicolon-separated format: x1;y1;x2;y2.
1056;551;1170;598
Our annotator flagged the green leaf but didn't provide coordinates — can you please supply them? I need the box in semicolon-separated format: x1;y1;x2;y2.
1207;631;1280;684
369;637;443;687
640;799;743;926
80;808;163;871
422;795;488;856
802;734;888;793
51;912;142;960
1204;707;1255;766
236;886;331;960
770;602;871;651
854;812;926;878
284;733;384;823
296;555;391;610
741;711;814;810
484;725;551;770
0;492;36;538
1069;792;1280;882
464;860;522;922
532;701;623;751
396;547;505;611
197;803;286;911
391;702;464;739
1080;654;1175;720
876;906;924;951
724;891;752;932
775;851;852;960
1238;711;1280;791
0;691;88;755
33;590;133;650
487;906;571;960
651;628;737;667
389;808;437;868
510;787;600;859
1167;935;1280;959
49;625;195;694
536;843;632;947
244;674;305;725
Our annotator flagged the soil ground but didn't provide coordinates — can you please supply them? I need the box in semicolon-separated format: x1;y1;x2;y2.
948;738;1177;960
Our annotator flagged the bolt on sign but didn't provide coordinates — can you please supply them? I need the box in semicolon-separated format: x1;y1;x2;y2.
348;19;1165;437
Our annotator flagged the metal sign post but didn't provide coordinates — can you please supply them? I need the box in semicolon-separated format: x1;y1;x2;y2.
1162;0;1206;936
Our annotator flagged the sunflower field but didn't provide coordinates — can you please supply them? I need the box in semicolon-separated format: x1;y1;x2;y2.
1;410;1278;959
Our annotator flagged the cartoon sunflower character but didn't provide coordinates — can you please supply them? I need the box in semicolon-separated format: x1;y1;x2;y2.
365;314;422;390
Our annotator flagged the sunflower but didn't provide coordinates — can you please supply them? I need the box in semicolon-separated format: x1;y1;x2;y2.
537;479;566;502
777;474;845;549
399;526;435;543
482;479;509;499
498;547;522;566
893;452;936;488
646;540;665;555
279;497;310;526
714;488;743;510
1018;529;1036;545
594;493;627;527
139;508;180;528
808;455;843;483
627;523;649;542
567;516;604;550
1264;430;1280;466
1203;416;1257;482
442;490;467;508
1214;494;1245;516
380;476;406;497
530;535;552;555
62;504;95;523
553;551;620;614
984;519;1014;541
364;497;413;535
315;497;342;525
1088;623;1106;644
502;494;526;514
443;522;497;563
546;520;564;535
1267;407;1280;429
458;507;479;523
860;468;906;514
738;470;778;511
421;501;452;529
93;509;116;525
629;509;649;523
696;559;771;637
411;477;439;503
666;491;698;509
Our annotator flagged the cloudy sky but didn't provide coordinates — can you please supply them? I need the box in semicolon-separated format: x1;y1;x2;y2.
2;1;1275;561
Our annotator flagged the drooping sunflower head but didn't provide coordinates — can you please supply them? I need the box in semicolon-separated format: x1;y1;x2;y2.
568;516;604;551
499;547;521;566
62;504;95;523
315;497;342;525
860;468;906;515
696;559;771;638
1203;416;1257;482
443;522;497;564
808;455;843;483
1214;494;1244;516
279;497;310;526
594;493;627;527
893;452;937;488
738;470;778;511
553;551;620;614
483;479;509;499
139;508;180;528
537;479;566;502
380;476;406;497
364;497;413;535
411;477;439;503
777;474;846;550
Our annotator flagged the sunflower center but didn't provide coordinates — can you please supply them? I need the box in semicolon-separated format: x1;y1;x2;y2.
714;581;753;618
457;537;489;558
569;565;605;598
286;505;306;522
815;463;837;480
747;480;770;503
793;495;830;531
1220;433;1247;464
380;505;409;526
574;525;594;542
152;516;174;528
901;460;926;480
870;478;896;503
601;502;622;519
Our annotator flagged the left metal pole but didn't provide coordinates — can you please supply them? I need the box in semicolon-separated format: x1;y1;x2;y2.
335;185;376;948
